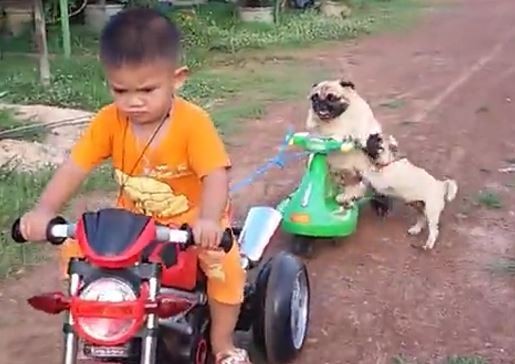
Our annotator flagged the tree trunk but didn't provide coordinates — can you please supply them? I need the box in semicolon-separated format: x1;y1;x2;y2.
34;0;51;86
59;0;71;58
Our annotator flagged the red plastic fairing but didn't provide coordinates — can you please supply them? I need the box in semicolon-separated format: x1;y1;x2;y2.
149;244;199;290
28;292;70;314
147;293;196;318
76;217;157;269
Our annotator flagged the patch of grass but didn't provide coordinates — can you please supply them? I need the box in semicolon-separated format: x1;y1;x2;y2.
82;163;116;193
446;356;487;364
211;101;265;134
475;190;503;209
0;24;100;55
475;105;489;114
391;355;410;364
0;166;53;277
172;0;422;66
193;60;331;129
0;108;18;130
0;55;110;110
488;258;515;276
0;107;46;142
0;57;329;130
0;162;115;278
3;0;420;59
0;0;421;112
380;98;405;109
390;355;487;364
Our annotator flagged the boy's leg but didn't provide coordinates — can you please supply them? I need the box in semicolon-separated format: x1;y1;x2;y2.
59;238;84;279
198;242;250;363
208;298;241;353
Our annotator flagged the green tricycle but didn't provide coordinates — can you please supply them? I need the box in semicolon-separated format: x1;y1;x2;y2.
276;131;390;257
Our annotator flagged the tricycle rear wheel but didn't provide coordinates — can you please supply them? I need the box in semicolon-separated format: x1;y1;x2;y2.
263;252;310;363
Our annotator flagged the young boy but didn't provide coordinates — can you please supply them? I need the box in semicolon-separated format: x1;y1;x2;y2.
18;8;251;364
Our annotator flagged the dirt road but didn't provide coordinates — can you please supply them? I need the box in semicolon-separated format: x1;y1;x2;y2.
1;0;515;363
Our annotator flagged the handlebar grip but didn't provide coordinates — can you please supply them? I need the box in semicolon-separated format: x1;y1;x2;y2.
46;216;68;245
219;228;233;253
10;216;68;245
11;218;27;244
180;224;195;247
179;224;233;253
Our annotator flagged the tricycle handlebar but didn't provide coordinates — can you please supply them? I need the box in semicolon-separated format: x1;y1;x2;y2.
11;216;233;253
286;132;355;153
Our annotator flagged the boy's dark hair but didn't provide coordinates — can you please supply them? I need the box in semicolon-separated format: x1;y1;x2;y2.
100;7;181;67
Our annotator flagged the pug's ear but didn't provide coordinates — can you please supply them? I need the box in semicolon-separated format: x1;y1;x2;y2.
339;80;355;89
312;82;319;88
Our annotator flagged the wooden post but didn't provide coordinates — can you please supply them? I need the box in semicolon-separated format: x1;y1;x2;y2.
34;0;51;86
59;0;71;57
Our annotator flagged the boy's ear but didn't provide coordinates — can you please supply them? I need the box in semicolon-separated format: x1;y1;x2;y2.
173;66;189;91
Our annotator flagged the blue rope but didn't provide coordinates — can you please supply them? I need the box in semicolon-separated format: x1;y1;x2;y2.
229;127;308;194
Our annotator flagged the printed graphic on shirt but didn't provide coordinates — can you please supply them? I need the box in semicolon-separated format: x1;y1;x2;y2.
114;168;190;218
145;162;192;179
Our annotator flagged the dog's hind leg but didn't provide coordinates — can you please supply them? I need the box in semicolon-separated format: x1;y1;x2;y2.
408;213;426;235
370;193;392;217
422;200;444;250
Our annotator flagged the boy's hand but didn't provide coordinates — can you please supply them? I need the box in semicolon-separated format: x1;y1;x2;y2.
193;218;223;250
19;207;55;242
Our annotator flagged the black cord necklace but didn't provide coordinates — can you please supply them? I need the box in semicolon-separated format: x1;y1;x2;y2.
116;108;171;203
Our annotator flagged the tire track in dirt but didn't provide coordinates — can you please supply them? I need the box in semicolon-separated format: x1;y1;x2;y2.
2;1;515;363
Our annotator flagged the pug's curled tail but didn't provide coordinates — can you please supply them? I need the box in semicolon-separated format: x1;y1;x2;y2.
443;179;458;202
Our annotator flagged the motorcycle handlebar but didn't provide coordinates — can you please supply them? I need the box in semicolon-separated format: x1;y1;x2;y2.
11;217;233;253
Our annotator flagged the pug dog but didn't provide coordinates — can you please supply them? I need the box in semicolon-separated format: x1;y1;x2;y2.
306;79;389;215
360;133;458;250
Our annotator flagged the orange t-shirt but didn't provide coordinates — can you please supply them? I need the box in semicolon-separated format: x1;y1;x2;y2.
70;97;231;226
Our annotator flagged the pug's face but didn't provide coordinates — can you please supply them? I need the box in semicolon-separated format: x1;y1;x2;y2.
309;80;355;121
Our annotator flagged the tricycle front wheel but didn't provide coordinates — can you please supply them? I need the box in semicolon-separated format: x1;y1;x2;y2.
289;235;314;258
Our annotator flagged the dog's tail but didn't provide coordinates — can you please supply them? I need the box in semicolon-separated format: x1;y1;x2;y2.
443;179;458;202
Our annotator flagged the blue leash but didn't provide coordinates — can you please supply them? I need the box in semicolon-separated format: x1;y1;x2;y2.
229;127;308;194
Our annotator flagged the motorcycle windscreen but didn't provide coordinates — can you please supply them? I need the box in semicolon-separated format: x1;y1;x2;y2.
78;208;154;258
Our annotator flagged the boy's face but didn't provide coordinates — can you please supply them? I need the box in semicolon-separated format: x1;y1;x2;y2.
104;60;187;125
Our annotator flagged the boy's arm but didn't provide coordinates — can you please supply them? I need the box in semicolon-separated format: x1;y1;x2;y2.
36;159;89;213
20;107;114;241
37;106;115;212
188;111;231;221
198;168;229;222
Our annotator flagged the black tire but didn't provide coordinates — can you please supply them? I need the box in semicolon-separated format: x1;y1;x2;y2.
252;257;273;350
289;235;314;258
264;252;310;363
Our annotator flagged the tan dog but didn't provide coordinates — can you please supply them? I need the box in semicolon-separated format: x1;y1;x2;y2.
361;134;458;250
305;80;384;208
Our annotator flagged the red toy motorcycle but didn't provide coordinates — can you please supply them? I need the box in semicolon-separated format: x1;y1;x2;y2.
11;207;310;364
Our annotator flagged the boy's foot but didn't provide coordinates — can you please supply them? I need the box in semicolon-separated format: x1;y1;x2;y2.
215;348;252;364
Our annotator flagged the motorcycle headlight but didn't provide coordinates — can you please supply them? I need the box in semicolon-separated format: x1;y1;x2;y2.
75;277;140;344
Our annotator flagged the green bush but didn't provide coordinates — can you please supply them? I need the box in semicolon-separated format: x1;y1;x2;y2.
171;7;375;53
